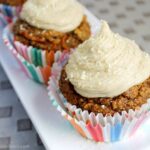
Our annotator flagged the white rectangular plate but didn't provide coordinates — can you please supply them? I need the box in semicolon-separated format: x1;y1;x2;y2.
0;8;150;150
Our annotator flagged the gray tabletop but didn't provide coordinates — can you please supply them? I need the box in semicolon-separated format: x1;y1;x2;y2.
0;0;150;149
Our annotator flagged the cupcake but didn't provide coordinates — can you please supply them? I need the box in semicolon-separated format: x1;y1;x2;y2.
3;0;91;84
13;0;91;52
0;0;26;24
3;23;62;84
48;20;150;142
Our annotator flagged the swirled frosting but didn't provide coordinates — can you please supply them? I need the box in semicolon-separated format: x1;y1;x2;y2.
66;20;150;98
20;0;84;32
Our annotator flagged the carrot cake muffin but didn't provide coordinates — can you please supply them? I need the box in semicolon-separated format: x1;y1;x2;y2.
59;21;150;116
13;0;91;52
0;0;26;6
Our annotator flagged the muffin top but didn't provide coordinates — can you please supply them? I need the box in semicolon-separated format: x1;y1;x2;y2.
20;0;84;32
0;0;26;6
66;20;150;98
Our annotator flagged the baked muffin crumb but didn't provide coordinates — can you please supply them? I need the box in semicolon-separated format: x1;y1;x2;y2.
59;68;150;116
0;0;26;6
13;16;91;51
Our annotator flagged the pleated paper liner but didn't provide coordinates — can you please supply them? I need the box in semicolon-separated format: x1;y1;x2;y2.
0;4;21;20
14;41;55;67
14;40;72;68
8;6;101;67
48;54;150;142
0;13;9;27
3;23;63;84
5;20;75;71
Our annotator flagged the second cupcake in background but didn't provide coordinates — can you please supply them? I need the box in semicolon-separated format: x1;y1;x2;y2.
13;0;91;52
3;0;91;84
48;20;150;142
13;0;91;74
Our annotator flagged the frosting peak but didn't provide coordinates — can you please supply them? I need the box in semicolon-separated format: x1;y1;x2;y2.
66;20;150;98
20;0;84;32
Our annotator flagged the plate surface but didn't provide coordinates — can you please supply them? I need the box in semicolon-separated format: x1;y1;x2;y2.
0;9;150;150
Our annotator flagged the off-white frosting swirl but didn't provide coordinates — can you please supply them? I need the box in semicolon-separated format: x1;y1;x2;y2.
66;20;150;98
20;0;84;32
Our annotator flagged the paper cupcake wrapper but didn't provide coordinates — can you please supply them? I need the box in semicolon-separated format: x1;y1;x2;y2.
12;25;82;68
48;55;150;142
0;13;8;27
3;24;63;84
0;4;21;20
7;23;67;67
0;13;17;29
4;7;99;68
14;40;70;68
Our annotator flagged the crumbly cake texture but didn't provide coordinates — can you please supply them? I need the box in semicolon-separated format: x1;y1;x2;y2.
0;0;26;6
13;16;91;52
59;68;150;116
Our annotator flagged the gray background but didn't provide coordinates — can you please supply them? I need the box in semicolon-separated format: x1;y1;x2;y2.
0;0;149;149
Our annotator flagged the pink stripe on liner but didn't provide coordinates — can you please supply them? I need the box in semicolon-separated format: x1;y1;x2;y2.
4;39;29;77
14;41;30;62
58;51;66;63
16;6;22;14
21;44;30;62
20;44;26;59
86;122;99;142
130;112;147;136
4;39;8;45
12;52;30;78
58;50;69;64
14;42;23;55
17;59;30;77
95;124;104;142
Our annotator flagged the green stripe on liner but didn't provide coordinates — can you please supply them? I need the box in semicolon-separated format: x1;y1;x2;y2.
37;50;43;67
23;61;40;82
31;48;38;66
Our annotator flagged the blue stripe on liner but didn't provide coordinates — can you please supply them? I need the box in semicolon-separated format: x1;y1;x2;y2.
111;123;122;142
4;6;13;18
23;61;40;83
31;48;38;66
37;50;42;67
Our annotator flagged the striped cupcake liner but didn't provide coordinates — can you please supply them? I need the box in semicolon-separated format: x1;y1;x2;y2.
47;55;150;142
0;13;8;27
0;4;21;20
0;4;19;28
0;13;17;29
14;40;71;68
9;7;101;67
3;24;63;84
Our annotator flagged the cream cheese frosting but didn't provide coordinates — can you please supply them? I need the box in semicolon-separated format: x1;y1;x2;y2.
66;20;150;98
20;0;84;32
